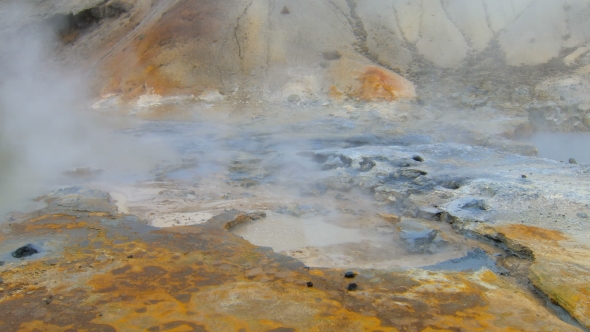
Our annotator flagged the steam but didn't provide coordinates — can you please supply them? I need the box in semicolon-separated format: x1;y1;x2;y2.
0;3;173;218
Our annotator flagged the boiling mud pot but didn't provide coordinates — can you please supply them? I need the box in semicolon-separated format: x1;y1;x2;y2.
124;121;488;270
529;132;590;164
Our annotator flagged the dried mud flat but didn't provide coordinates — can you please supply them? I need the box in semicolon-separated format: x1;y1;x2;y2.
1;101;590;332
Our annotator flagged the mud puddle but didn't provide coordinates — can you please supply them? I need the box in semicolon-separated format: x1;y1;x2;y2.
100;120;484;270
528;132;590;164
7;117;506;272
232;209;475;269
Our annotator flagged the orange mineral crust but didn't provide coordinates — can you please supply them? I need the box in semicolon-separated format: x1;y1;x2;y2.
99;0;229;100
0;192;579;331
354;67;416;101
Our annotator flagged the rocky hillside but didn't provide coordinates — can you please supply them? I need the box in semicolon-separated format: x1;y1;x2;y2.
6;0;589;107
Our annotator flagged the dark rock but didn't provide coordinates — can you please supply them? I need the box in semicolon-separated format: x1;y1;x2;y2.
569;158;578;164
322;51;342;60
347;283;358;291
412;155;424;162
441;179;463;190
287;94;300;103
127;254;134;259
174;294;191;303
306;281;313;287
521;174;527;178
344;271;355;278
12;244;38;258
577;212;588;218
280;6;290;14
0;261;4;266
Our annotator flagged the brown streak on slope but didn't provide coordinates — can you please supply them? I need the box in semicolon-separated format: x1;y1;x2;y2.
102;0;224;100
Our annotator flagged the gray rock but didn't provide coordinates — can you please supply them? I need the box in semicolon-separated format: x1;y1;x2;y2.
397;219;448;254
322;51;342;60
321;172;354;191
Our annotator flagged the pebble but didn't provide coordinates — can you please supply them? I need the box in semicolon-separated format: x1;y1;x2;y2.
344;271;356;278
306;281;313;287
347;283;358;291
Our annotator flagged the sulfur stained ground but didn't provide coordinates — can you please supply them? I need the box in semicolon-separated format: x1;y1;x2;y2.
0;191;580;332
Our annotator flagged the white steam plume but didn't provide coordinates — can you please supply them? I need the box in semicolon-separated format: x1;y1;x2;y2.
0;2;174;218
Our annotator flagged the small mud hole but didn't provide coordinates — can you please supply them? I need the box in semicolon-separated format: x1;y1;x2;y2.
116;121;485;270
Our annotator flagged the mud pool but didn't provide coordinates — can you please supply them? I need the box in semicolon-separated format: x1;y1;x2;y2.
87;118;482;270
528;132;590;164
39;109;590;274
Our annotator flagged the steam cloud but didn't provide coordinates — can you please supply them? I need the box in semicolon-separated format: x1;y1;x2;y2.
0;2;172;218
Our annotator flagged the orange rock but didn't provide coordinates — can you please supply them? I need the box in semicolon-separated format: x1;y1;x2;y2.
495;224;567;243
327;59;416;102
353;66;416;101
329;85;344;99
378;213;402;224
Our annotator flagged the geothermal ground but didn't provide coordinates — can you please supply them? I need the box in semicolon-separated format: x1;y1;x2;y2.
2;101;590;331
2;0;590;331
